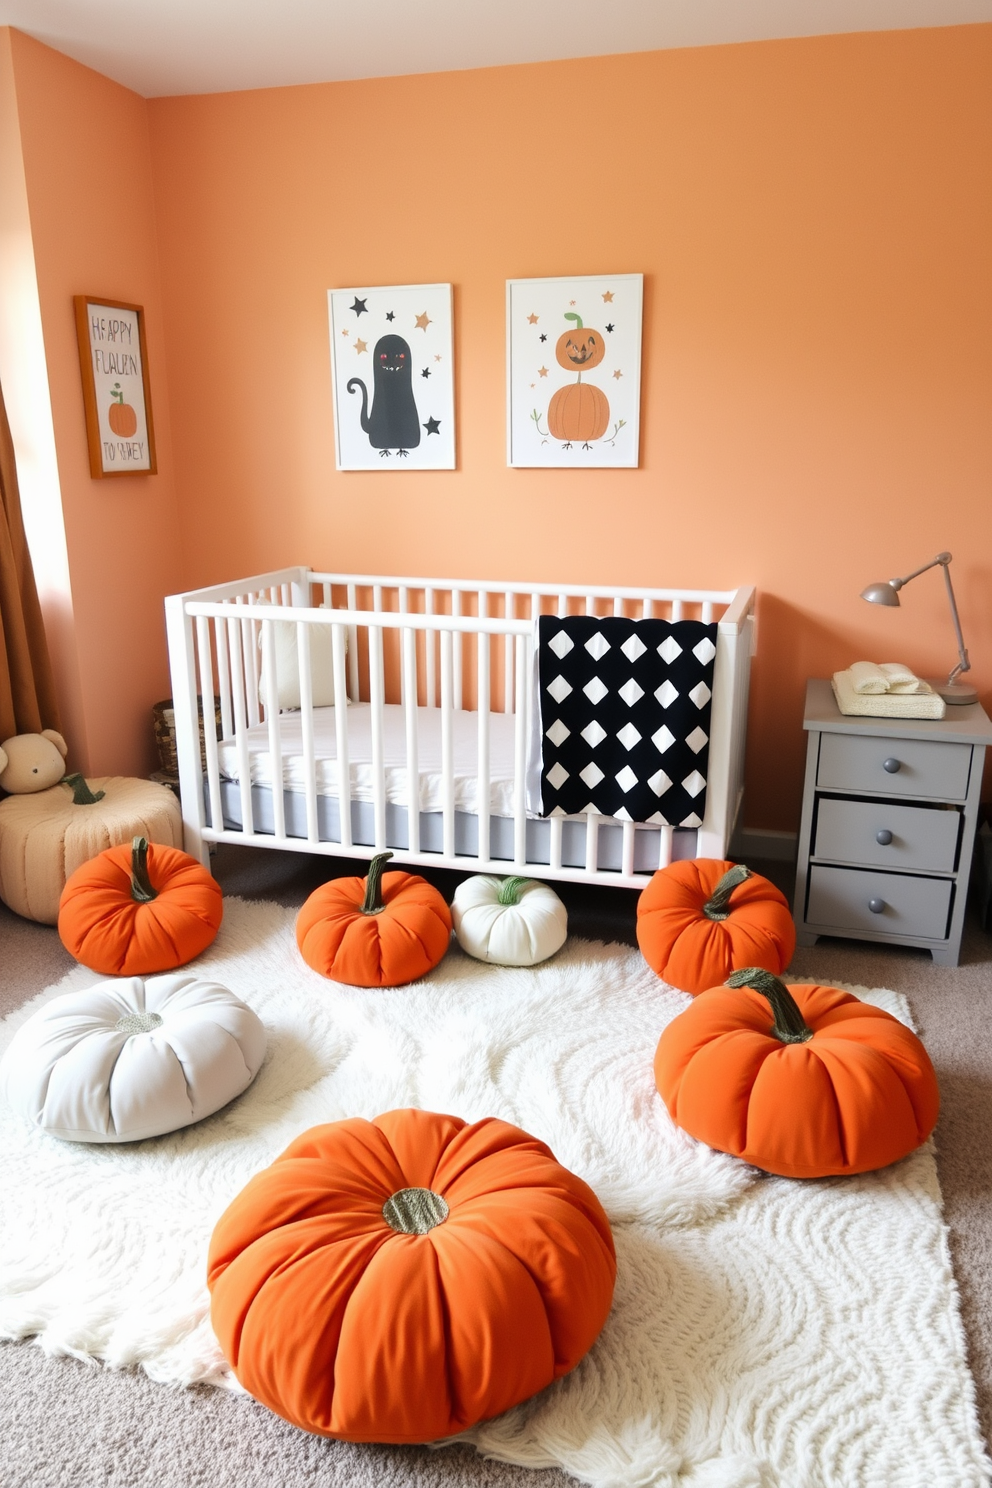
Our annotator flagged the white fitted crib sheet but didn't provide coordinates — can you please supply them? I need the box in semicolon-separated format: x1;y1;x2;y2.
216;703;522;817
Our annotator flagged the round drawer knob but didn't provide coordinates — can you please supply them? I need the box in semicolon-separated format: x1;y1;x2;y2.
868;897;886;914
875;829;893;846
883;757;902;774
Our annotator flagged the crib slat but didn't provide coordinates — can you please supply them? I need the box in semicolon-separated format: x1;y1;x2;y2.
260;619;286;841
242;602;260;729
297;621;319;844
585;812;599;874
215;619;233;743
621;820;636;879
347;582;359;702
549;814;563;872
402;626;420;855
369;625;387;851
425;588;436;707
452;590;463;712
657;824;674;869
227;617;255;836
503;590;514;714
513;632;528;866
332;623;352;848
671;599;683;622
702;601;714;624
476;629;490;864
195;616;223;836
440;629;455;859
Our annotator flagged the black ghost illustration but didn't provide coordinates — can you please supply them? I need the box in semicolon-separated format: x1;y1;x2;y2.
347;335;421;454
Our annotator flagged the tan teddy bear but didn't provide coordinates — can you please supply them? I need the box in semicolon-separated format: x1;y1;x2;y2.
0;730;69;794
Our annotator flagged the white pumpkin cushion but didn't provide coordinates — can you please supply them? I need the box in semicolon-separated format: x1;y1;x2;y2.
451;875;568;966
0;973;266;1143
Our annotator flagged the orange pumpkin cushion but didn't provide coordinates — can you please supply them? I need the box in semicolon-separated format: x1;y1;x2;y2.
207;1108;616;1441
296;852;451;987
637;859;796;995
58;836;222;976
654;968;940;1178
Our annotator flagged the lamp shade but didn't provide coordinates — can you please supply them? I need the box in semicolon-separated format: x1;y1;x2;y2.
860;582;900;607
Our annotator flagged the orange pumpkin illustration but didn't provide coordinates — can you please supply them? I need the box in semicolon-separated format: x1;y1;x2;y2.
554;313;607;372
108;383;137;438
547;312;610;444
548;381;610;442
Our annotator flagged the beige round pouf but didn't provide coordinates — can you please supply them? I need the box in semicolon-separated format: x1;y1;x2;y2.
0;776;183;924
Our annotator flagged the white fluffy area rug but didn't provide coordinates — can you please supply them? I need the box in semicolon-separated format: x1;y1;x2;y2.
1;898;989;1488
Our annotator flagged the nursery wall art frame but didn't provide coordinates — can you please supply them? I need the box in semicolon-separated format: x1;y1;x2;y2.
506;273;642;469
328;283;455;470
73;296;157;478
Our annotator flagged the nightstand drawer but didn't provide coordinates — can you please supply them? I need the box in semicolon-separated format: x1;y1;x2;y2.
812;798;961;872
806;865;953;941
817;733;971;801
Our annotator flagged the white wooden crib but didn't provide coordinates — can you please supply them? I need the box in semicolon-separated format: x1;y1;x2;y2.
164;567;755;889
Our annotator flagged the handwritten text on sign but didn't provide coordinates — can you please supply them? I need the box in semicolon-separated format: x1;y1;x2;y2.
85;304;151;471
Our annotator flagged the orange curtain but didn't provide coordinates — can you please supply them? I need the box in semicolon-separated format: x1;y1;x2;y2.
0;379;60;741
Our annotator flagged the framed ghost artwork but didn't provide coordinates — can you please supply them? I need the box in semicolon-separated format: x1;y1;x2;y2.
328;283;455;470
506;273;643;468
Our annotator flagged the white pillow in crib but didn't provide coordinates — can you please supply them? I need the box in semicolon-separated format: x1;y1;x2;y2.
256;602;346;711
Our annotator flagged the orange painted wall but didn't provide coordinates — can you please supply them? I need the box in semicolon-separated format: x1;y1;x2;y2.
146;26;992;830
6;26;989;822
8;29;184;776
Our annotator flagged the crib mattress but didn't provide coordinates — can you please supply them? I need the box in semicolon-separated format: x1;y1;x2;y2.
216;703;521;817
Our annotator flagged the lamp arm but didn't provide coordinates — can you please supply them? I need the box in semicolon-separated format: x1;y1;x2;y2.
891;551;951;589
941;561;971;681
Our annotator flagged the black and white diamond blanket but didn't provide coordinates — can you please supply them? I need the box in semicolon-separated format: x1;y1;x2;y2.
536;614;717;825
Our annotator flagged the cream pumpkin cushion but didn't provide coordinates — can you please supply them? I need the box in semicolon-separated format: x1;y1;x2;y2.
0;972;267;1143
0;775;182;924
451;874;568;966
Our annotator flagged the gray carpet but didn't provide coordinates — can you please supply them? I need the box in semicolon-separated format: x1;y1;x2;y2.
2;845;990;1487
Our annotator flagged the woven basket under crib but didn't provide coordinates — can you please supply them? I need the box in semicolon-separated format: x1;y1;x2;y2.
152;696;221;778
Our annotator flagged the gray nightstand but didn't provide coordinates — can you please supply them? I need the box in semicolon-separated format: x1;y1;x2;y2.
794;679;992;966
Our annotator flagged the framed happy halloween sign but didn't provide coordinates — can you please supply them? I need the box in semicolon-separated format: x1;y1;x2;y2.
328;283;455;470
73;296;157;478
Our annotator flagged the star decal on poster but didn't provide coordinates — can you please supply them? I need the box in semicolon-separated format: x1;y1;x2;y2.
421;367;431;378
350;298;368;316
415;312;431;331
527;313;539;324
354;339;368;354
423;416;441;435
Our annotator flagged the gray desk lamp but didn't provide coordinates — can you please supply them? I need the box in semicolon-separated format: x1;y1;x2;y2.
860;551;977;705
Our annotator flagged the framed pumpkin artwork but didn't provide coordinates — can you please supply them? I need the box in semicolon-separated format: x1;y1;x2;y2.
506;274;642;468
73;296;157;478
